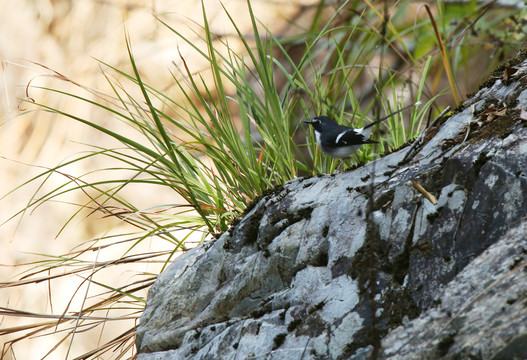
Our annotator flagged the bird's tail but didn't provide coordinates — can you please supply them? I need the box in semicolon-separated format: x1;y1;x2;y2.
364;101;422;129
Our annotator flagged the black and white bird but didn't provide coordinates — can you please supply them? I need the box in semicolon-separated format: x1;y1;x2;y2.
304;101;421;158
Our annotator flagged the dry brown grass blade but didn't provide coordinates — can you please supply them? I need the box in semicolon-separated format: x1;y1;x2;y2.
411;181;438;205
422;4;459;104
0;306;138;326
0;251;168;289
72;328;136;360
1;304;140;359
0;316;58;336
81;279;156;313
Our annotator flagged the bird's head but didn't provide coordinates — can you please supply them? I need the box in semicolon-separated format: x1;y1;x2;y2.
303;116;335;131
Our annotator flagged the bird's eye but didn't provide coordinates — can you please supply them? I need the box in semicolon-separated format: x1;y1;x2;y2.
312;119;320;124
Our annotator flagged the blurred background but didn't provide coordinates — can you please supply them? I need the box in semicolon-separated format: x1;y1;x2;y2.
1;0;525;358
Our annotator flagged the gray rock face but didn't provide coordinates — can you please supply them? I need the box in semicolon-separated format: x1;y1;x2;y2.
136;58;527;359
380;222;527;360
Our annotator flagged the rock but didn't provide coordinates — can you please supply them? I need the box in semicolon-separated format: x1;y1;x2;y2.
136;57;527;359
380;222;527;360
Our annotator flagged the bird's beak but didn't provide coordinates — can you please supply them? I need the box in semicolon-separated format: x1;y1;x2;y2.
303;120;313;125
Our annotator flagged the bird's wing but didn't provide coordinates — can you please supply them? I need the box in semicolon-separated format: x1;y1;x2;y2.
334;129;377;146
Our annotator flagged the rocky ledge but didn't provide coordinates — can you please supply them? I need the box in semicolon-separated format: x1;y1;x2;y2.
136;57;527;360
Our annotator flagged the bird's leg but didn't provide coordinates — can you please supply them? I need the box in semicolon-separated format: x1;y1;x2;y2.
334;158;349;173
334;161;344;173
